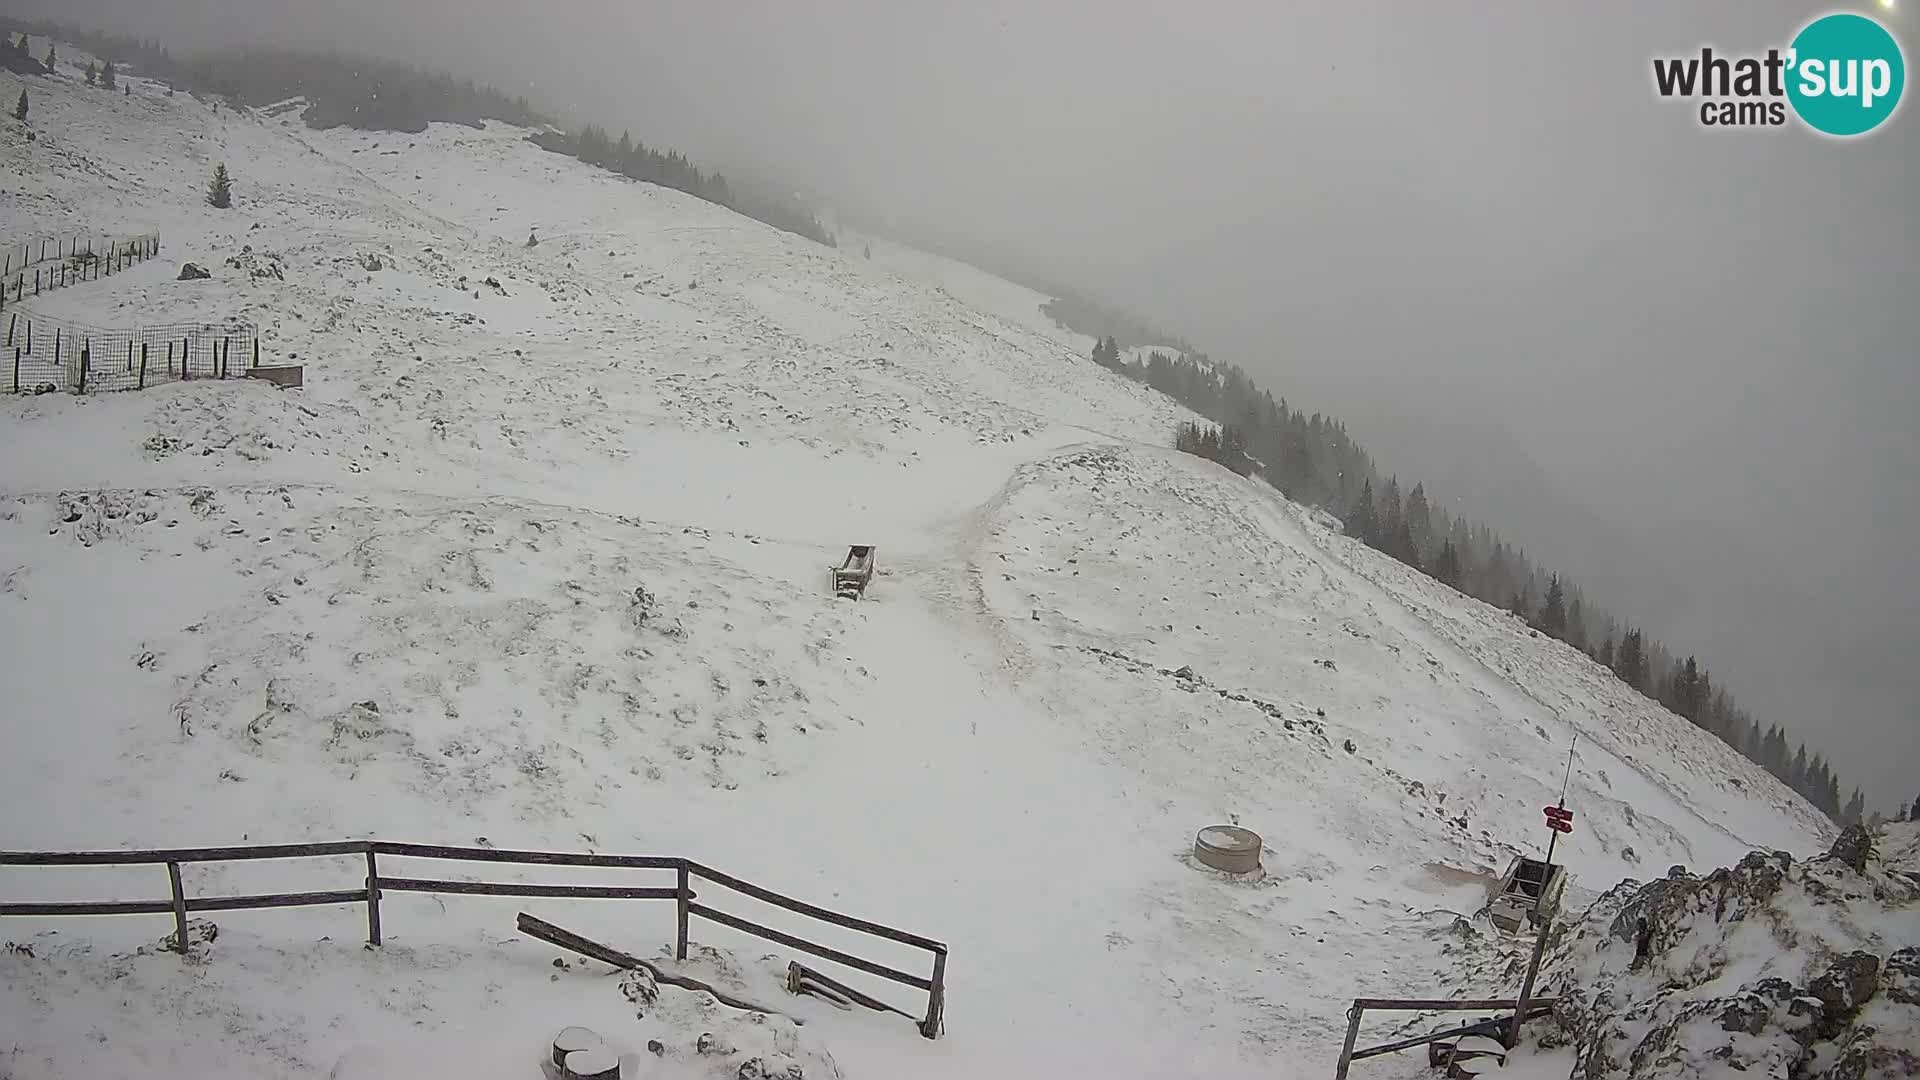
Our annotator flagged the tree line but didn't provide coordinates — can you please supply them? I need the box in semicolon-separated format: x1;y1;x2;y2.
527;127;834;247
1;17;834;248
1084;333;1900;827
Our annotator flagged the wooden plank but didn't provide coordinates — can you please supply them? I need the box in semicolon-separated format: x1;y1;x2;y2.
372;842;681;870
687;901;931;991
686;861;946;954
1349;998;1555;1012
1350;1006;1555;1062
0;899;176;916
189;889;365;912
377;877;679;901
0;841;371;866
516;913;801;1024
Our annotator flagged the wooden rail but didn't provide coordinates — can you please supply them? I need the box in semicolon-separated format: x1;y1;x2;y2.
0;839;948;1039
1335;914;1558;1077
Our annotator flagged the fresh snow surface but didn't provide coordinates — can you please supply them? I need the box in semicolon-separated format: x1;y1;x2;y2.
0;54;1833;1080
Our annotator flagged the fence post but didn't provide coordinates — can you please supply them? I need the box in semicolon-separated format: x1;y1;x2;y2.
167;340;174;376
1335;1002;1365;1080
222;337;231;378
5;313;13;348
252;339;259;369
675;863;690;961
127;341;134;374
78;345;89;395
1508;914;1553;1048
34;269;40;295
166;862;189;953
138;343;148;390
365;850;383;947
920;950;947;1039
11;349;18;394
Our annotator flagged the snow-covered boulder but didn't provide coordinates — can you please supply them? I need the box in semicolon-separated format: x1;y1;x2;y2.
1541;824;1919;1080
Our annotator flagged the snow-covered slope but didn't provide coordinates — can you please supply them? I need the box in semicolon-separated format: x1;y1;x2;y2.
1;52;1833;1080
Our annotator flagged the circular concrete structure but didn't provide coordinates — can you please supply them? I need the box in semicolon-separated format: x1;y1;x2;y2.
1193;825;1263;873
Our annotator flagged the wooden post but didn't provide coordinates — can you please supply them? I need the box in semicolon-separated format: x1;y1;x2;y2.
11;349;18;394
252;339;259;368
365;850;383;946
167;862;189;953
128;341;134;373
167;341;175;376
1508;914;1553;1049
920;950;947;1039
223;336;231;378
138;344;148;389
6;313;13;348
1335;1002;1366;1080
52;326;58;358
675;863;690;961
78;345;89;395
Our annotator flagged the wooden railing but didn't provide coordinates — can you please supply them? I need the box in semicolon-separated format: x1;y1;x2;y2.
0;839;947;1038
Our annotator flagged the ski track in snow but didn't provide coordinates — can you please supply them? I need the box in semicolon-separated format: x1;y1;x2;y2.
0;53;1833;1080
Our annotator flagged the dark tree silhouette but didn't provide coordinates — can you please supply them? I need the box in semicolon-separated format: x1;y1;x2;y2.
207;162;232;208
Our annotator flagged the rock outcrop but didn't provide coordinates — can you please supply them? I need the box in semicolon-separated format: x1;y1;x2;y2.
1541;824;1918;1080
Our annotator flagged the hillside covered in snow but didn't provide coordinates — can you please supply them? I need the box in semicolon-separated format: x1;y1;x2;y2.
0;44;1842;1080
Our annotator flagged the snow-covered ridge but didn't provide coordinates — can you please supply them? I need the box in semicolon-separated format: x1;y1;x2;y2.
0;50;1835;1080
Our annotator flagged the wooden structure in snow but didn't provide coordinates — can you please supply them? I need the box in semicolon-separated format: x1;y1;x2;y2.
1488;855;1566;933
832;545;875;599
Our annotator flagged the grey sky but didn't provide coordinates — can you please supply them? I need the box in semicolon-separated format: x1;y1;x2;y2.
21;0;1918;811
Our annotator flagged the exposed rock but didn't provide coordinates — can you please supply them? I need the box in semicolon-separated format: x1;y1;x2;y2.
177;262;211;280
618;967;658;1012
1542;823;1917;1080
1882;947;1920;1006
1827;826;1875;874
1808;952;1880;1036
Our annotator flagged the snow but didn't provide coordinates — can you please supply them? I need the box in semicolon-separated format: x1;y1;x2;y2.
1200;827;1257;850
0;50;1837;1080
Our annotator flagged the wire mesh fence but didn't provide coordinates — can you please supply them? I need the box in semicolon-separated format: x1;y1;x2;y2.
0;233;164;313
5;311;263;395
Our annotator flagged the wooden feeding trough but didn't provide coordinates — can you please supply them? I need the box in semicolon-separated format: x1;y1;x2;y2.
832;545;876;600
1193;825;1262;873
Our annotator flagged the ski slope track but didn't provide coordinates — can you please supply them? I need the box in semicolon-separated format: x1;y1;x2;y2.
1;54;1833;1080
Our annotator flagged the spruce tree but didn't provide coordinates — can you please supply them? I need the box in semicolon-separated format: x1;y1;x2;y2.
1405;483;1432;560
1536;575;1568;637
1912;794;1920;822
101;60;116;90
13;88;25;122
45;43;55;73
1346;480;1377;545
1843;788;1865;826
1434;541;1461;588
207;162;233;208
86;61;98;86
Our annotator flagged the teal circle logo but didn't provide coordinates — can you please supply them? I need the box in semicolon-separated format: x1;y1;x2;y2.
1787;13;1905;136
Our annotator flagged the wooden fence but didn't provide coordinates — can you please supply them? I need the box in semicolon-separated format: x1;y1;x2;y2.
0;233;162;312
0;839;947;1038
5;312;264;394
